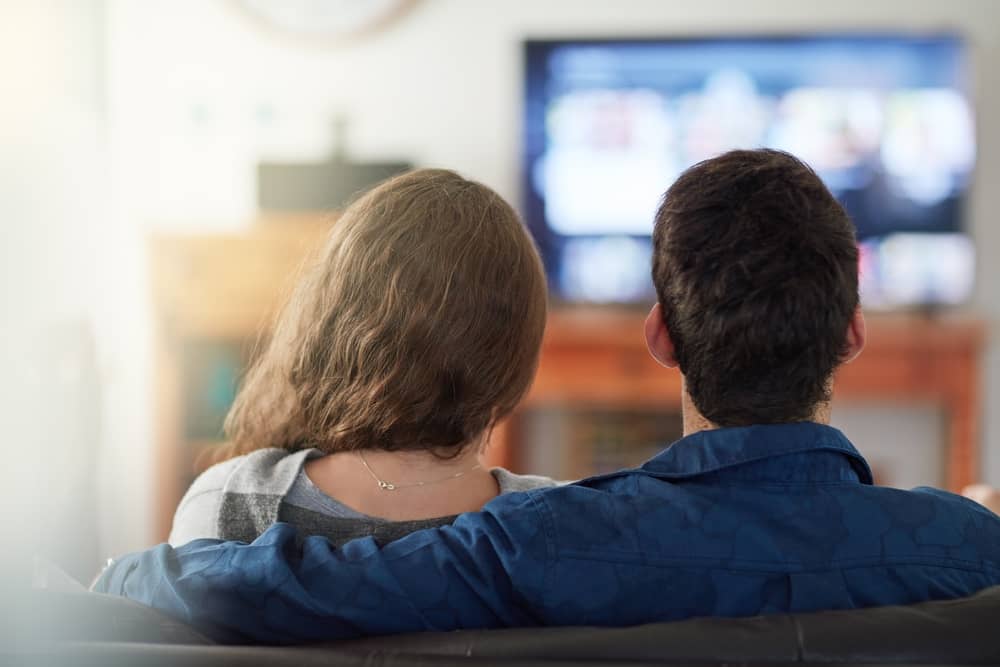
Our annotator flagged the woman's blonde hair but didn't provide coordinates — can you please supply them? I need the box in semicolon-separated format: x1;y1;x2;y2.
224;169;547;458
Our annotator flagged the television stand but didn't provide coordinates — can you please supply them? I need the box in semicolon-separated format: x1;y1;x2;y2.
489;307;986;495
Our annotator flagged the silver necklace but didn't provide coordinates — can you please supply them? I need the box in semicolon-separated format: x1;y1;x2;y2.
357;451;482;491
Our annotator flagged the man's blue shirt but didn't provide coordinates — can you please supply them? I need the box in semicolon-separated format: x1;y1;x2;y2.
96;423;1000;643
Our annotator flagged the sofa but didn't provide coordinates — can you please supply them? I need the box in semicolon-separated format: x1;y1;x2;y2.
6;585;1000;666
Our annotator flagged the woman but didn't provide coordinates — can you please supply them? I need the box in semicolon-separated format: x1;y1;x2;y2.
169;169;556;547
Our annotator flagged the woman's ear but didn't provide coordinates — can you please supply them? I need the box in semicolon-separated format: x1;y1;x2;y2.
842;306;866;364
645;303;679;369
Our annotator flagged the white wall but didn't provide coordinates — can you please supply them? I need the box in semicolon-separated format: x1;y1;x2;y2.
0;0;111;576
93;0;1000;551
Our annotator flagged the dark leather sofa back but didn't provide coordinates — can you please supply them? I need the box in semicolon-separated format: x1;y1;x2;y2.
8;585;1000;665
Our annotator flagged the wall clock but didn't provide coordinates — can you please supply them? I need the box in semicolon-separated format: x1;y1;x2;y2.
234;0;418;45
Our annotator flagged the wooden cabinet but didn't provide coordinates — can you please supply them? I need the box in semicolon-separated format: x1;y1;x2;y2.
150;216;332;540
511;308;984;493
150;221;987;541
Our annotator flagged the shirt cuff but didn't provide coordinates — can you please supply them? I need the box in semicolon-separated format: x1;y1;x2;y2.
90;555;139;595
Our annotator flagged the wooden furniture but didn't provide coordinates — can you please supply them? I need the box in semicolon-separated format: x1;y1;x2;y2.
150;216;333;540
512;308;985;494
150;220;987;541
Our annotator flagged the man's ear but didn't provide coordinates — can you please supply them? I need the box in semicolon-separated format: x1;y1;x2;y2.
644;303;679;369
843;306;866;364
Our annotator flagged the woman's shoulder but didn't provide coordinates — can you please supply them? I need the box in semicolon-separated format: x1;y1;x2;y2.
183;448;307;497
217;447;321;495
169;447;319;545
491;467;564;493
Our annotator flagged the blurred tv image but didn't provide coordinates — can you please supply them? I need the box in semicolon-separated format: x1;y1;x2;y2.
522;35;975;307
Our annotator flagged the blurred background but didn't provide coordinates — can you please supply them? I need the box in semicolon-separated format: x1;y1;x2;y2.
1;0;999;585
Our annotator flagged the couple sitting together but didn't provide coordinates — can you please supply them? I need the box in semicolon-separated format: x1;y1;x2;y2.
95;149;1000;644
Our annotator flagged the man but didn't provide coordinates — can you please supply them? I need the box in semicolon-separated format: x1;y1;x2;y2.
95;150;1000;644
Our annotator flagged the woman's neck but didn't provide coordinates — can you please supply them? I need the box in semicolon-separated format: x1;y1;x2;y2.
304;442;500;522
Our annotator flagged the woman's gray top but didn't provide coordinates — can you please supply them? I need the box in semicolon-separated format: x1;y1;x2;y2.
169;448;559;547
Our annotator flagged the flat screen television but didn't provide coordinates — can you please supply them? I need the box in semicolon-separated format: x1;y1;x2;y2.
522;35;975;308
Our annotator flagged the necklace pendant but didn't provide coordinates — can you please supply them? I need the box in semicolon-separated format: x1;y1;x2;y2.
378;480;396;491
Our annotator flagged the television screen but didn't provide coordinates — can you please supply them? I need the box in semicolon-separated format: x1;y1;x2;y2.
522;35;975;307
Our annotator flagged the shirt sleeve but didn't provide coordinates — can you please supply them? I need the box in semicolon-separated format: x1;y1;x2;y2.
168;488;223;546
93;489;551;644
167;456;244;546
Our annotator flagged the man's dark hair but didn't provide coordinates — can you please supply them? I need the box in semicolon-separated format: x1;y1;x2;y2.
652;149;859;426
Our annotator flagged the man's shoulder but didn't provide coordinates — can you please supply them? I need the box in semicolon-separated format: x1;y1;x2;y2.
895;484;1000;552
907;484;998;514
487;471;1000;570
850;483;1000;536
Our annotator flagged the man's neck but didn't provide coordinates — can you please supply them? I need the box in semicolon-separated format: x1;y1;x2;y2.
680;379;832;437
681;389;715;436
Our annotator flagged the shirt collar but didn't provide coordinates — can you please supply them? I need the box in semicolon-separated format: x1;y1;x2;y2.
635;422;873;484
